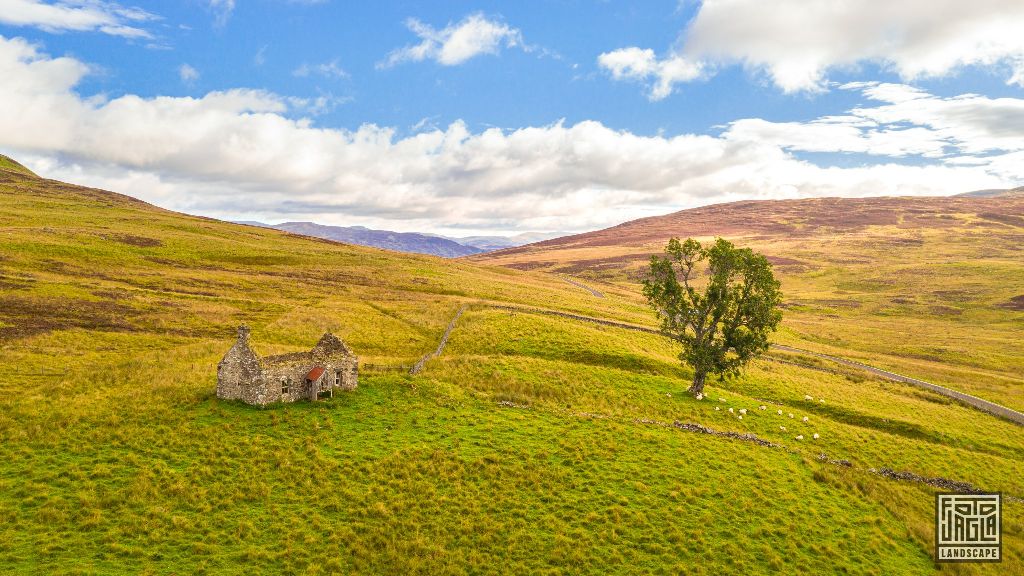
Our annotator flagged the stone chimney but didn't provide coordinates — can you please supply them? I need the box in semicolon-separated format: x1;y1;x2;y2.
237;325;251;342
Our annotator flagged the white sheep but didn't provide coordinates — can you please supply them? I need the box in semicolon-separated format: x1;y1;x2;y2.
715;407;720;411
804;395;813;401
738;415;743;420
813;433;820;439
802;416;809;422
788;413;794;419
696;393;704;400
780;426;787;431
666;393;672;398
795;435;804;440
739;409;747;415
759;405;767;410
719;398;726;402
819;399;825;403
728;407;734;413
777;409;783;415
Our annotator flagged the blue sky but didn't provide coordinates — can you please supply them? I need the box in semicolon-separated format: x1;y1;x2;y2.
1;1;1023;234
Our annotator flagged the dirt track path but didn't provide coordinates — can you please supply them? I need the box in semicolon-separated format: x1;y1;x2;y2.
771;345;1024;425
558;275;604;298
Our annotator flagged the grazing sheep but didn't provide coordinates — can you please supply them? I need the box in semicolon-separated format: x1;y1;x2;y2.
777;409;783;415
788;413;794;419
780;426;787;431
804;395;813;401
728;408;734;413
795;435;804;441
715;407;720;411
819;399;825;403
802;416;809;422
813;433;820;439
739;409;747;415
759;405;767;410
719;398;726;402
696;393;704;400
738;415;743;420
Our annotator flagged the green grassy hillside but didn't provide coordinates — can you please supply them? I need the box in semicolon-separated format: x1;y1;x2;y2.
1;163;1021;574
0;154;36;177
475;196;1024;414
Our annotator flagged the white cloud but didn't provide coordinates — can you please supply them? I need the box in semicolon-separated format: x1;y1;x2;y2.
178;63;199;84
253;44;267;67
725;82;1024;160
208;0;235;27
380;13;522;68
0;0;157;38
603;0;1024;96
293;60;348;79
0;35;1020;235
598;47;703;101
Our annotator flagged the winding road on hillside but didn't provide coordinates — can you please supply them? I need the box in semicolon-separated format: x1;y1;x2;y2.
770;345;1024;425
558;276;604;298
415;302;1024;427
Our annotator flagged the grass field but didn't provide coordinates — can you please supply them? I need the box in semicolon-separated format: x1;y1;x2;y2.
1;158;1022;574
474;196;1024;413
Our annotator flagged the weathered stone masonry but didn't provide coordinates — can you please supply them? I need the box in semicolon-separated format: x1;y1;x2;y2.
217;325;358;406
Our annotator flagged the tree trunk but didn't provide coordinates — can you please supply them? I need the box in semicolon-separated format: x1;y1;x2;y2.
688;371;707;396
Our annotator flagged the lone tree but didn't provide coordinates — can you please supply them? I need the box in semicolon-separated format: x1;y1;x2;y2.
642;237;782;396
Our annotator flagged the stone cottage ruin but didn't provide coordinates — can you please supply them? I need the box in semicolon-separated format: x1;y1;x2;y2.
217;325;358;406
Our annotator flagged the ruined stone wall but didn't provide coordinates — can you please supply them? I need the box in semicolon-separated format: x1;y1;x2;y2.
319;355;358;392
217;329;267;404
262;354;357;401
218;327;358;406
262;358;317;403
239;376;272;406
339;356;358;390
309;344;358;392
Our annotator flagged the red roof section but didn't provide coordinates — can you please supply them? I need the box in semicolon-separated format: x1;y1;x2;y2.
306;366;326;382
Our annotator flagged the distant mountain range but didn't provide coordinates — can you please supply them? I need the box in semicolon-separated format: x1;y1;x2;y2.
428;232;561;252
237;221;560;257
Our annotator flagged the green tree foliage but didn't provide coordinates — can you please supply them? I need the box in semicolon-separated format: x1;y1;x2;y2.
643;237;782;395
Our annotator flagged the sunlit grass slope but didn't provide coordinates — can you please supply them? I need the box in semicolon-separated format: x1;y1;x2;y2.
1;164;1021;574
474;196;1024;412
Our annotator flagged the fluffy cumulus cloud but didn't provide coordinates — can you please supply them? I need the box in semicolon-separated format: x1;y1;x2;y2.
597;48;703;100
0;0;157;38
602;0;1024;97
1;35;1021;234
725;82;1024;162
380;13;523;68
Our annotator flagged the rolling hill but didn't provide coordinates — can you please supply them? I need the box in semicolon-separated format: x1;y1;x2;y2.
2;159;1023;574
474;195;1024;414
958;186;1024;198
